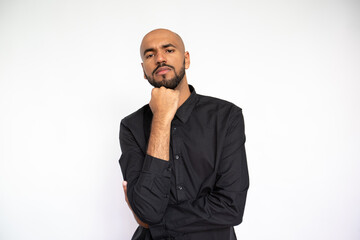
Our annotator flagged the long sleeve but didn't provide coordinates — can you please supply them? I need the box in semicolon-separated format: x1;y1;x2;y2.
119;120;172;224
150;108;249;238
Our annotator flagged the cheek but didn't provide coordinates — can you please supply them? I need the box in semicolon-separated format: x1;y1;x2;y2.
172;56;185;68
143;64;153;75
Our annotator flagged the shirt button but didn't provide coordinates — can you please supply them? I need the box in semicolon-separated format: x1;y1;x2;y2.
177;186;183;191
173;127;177;132
167;167;172;172
175;155;180;160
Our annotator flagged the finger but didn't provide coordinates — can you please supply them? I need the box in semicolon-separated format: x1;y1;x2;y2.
122;181;127;193
123;182;131;207
123;181;129;203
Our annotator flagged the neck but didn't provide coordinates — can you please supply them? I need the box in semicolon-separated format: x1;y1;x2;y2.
176;76;191;107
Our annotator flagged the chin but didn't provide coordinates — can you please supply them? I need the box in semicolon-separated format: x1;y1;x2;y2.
156;74;174;81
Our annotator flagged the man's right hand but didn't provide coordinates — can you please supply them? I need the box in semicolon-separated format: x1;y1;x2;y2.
149;86;180;122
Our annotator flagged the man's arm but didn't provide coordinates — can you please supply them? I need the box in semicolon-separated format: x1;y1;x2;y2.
122;181;149;228
149;107;249;238
146;86;179;160
119;87;179;225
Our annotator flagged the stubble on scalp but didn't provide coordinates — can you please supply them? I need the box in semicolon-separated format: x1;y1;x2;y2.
140;28;186;58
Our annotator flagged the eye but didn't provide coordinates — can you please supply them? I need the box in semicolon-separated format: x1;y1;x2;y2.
166;49;174;53
146;54;154;59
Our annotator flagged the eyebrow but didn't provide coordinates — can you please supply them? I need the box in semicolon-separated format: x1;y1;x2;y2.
143;43;177;56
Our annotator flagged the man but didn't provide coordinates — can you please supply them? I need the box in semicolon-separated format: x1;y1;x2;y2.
119;28;249;240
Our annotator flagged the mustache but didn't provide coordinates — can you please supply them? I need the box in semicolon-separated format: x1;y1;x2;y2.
152;63;175;75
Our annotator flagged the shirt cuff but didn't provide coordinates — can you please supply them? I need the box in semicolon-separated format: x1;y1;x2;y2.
142;154;172;178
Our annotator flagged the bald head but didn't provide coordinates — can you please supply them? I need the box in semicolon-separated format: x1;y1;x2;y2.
140;29;186;59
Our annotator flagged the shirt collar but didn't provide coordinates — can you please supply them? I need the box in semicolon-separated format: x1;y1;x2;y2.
175;85;198;123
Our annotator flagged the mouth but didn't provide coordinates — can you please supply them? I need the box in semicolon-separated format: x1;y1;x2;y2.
155;66;172;76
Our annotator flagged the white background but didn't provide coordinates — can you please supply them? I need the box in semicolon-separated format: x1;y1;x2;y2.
1;0;359;239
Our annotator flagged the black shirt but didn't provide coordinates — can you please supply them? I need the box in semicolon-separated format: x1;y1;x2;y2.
119;85;249;240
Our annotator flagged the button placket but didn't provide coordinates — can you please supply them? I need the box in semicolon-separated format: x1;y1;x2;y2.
170;122;185;202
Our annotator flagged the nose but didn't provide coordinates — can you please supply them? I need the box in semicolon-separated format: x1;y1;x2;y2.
155;52;166;64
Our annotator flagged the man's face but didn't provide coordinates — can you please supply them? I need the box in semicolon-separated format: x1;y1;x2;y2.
140;30;190;89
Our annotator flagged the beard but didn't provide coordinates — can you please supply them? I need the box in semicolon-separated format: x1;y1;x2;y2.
144;60;186;90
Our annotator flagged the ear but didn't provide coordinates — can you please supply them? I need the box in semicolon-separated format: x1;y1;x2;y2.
141;63;146;79
184;51;190;69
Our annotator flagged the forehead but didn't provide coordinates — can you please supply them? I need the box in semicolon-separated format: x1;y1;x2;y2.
140;30;183;53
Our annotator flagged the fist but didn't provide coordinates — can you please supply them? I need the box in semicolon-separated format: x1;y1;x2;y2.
149;86;180;121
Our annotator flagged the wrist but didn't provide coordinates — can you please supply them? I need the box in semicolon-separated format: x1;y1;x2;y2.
152;114;173;126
